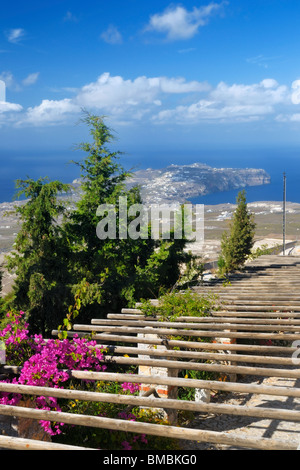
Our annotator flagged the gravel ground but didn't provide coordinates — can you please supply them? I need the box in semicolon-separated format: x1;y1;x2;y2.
0;415;18;441
179;374;300;451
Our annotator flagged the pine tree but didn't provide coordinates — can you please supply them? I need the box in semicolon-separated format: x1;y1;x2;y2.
65;113;192;319
7;178;71;334
220;190;256;273
63;114;151;318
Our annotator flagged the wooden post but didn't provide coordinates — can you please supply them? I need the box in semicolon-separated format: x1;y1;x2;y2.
213;330;237;382
138;330;178;424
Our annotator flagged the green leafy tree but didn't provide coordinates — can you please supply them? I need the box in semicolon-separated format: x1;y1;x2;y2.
220;190;256;274
7;178;72;334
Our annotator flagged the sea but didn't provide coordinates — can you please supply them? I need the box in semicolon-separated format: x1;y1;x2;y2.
0;147;299;205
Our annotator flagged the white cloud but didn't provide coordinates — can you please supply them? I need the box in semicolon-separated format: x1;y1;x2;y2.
154;78;290;124
145;2;226;41
291;80;300;104
0;105;22;128
0;71;16;90
246;54;282;70
22;72;40;86
276;113;300;123
7;74;300;128
211;79;288;106
5;28;26;44
0;80;5;102
158;76;210;94
154;100;271;124
74;72;209;110
0;75;22;119
290;114;300;121
0;100;22;129
0;102;22;113
0;70;40;92
64;11;78;23
14;73;209;126
18;99;80;126
101;25;123;45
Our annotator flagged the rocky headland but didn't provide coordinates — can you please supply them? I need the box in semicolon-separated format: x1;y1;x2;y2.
126;162;271;204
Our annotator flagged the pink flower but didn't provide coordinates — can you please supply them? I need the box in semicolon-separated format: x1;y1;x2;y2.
121;382;140;394
0;311;108;436
118;411;137;421
122;441;132;450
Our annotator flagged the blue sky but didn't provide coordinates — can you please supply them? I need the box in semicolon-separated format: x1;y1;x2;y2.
1;0;300;168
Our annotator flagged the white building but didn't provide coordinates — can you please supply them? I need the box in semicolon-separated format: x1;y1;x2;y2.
0;80;6;102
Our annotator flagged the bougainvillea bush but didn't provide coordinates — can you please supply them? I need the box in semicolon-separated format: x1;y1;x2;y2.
0;310;177;450
0;310;108;436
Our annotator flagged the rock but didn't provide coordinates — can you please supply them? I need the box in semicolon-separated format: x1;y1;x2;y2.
17;398;52;442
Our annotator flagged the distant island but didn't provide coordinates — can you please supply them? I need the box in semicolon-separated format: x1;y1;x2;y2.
126;163;271;204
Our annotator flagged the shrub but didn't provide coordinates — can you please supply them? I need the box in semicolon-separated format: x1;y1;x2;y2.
139;289;218;321
220;190;256;274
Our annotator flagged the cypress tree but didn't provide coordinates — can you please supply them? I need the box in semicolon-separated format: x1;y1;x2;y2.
220;190;256;273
